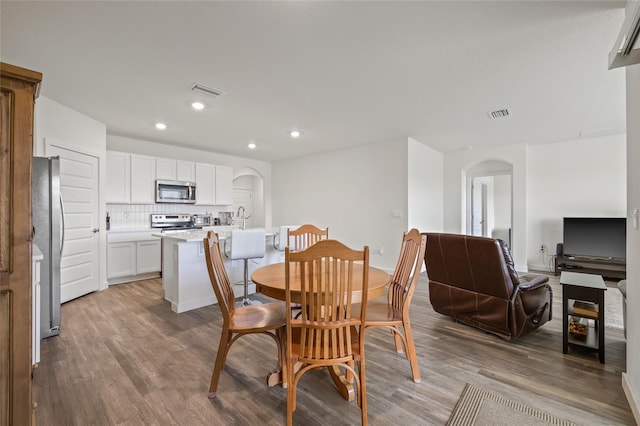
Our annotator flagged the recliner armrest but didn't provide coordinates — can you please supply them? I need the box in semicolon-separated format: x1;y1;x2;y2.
517;274;550;291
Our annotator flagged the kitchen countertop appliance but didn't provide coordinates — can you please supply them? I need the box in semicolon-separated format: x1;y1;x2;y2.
193;213;213;226
156;180;196;204
151;214;201;231
219;211;234;226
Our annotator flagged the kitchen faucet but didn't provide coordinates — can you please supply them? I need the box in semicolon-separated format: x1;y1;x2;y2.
236;206;250;229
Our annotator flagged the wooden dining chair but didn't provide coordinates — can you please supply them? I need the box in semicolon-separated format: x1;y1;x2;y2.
203;231;287;399
356;229;426;383
286;224;329;315
287;223;328;251
284;240;370;426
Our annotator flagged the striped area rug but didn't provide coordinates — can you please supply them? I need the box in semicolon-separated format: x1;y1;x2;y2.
447;383;578;426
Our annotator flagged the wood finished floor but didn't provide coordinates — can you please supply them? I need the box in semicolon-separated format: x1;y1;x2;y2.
34;273;634;425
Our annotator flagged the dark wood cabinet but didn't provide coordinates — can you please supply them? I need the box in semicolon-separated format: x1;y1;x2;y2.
1;62;42;426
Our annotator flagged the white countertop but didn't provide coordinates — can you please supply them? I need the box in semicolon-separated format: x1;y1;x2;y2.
154;227;276;243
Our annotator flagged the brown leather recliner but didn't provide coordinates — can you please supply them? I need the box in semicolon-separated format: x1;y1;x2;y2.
424;233;552;340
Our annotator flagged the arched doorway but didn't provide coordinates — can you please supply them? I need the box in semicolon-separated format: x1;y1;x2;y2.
466;160;513;248
232;168;265;228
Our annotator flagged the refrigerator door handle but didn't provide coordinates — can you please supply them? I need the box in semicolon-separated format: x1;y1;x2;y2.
59;193;65;256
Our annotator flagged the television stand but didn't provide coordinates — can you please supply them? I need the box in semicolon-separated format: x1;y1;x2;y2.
555;255;626;280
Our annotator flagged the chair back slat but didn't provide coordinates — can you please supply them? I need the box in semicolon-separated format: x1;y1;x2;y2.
287;224;329;252
203;231;235;318
388;229;427;313
286;239;368;363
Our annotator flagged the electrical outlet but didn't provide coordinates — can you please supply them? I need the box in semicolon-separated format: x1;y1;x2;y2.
540;245;545;253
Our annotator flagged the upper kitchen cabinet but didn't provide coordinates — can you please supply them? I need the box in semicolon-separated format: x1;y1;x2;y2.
106;150;231;205
106;151;131;203
194;163;233;205
156;157;175;181
215;166;233;205
130;154;156;203
177;160;195;182
156;158;196;182
195;163;215;205
107;151;156;203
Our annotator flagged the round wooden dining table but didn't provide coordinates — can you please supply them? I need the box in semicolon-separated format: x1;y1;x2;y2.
251;262;390;304
251;261;390;401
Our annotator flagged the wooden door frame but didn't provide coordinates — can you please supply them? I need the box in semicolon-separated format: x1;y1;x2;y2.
1;62;42;426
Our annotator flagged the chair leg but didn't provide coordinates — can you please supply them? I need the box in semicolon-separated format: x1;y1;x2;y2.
278;328;287;386
392;327;403;353
286;357;296;426
209;328;232;398
403;322;421;383
359;357;368;425
242;259;251;305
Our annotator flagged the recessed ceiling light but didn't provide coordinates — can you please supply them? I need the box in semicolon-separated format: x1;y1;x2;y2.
155;122;167;130
248;143;256;149
191;102;205;111
290;130;301;138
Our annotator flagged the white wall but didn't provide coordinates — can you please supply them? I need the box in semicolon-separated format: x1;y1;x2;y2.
444;143;528;271
34;96;108;289
526;135;626;271
623;62;640;423
272;139;407;271
272;137;444;271
107;135;272;227
408;138;444;234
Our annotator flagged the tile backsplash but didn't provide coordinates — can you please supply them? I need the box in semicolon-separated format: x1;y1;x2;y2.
107;204;232;229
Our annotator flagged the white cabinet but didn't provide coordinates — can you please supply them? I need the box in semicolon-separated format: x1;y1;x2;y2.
177;160;195;182
106;151;154;204
107;232;161;284
107;242;136;278
195;163;215;205
130;154;156;203
106;150;227;205
215;166;233;205
156;157;176;181
156;158;195;182
106;151;131;203
136;240;161;274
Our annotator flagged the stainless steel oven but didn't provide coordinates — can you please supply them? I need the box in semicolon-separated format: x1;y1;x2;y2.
156;180;196;204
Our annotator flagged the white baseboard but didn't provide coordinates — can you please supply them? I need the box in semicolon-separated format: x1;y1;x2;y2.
527;263;553;273
622;372;640;425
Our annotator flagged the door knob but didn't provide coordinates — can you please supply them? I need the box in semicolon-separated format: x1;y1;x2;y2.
92;228;100;233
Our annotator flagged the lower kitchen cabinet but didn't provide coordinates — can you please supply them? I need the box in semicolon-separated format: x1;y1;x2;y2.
107;242;136;278
107;232;161;284
136;240;161;274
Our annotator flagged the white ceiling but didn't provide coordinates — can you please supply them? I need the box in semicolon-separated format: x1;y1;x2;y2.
0;1;627;163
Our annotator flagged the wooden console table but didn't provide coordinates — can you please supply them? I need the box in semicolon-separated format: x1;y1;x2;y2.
561;271;606;363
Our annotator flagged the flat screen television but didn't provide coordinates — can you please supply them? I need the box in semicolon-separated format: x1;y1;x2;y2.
562;217;626;261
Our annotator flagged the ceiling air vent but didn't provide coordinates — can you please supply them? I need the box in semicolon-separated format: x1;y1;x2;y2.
190;83;225;98
487;108;511;119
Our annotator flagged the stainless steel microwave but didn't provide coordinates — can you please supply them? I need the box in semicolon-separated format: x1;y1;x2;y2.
155;180;196;204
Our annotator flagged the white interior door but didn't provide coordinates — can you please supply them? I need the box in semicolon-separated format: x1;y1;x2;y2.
472;180;488;237
47;143;100;302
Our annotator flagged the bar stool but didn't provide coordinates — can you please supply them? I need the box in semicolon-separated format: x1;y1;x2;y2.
230;229;266;306
273;225;299;251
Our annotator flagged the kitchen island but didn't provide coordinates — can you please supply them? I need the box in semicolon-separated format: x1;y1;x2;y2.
155;227;280;313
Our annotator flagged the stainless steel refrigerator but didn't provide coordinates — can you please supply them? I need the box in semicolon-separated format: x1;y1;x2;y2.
32;156;62;338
